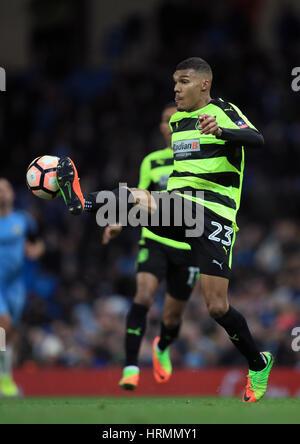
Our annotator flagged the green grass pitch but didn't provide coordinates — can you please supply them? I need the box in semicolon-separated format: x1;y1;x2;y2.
0;397;299;424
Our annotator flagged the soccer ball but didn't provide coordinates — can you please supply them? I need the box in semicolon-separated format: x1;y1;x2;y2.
26;155;61;200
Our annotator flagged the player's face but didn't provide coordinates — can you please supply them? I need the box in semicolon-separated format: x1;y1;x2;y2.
174;69;210;112
0;179;15;208
160;106;177;146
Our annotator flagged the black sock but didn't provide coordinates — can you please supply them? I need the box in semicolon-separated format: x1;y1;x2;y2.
84;192;101;213
84;188;135;221
125;303;149;367
215;306;266;371
158;323;181;351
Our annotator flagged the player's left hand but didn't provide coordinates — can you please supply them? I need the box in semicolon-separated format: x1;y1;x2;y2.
198;114;222;137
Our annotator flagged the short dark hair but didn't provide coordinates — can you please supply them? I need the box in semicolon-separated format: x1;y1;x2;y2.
176;57;212;77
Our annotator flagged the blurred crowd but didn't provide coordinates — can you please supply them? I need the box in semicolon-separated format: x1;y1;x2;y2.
1;0;300;368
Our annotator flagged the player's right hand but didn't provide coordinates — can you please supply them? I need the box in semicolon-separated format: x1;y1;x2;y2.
102;224;123;245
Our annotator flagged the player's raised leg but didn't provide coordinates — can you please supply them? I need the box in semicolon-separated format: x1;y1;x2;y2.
56;157;85;215
57;157;157;218
119;272;158;390
200;274;274;403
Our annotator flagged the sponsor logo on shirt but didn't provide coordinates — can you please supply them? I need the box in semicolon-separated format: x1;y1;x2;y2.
173;139;200;159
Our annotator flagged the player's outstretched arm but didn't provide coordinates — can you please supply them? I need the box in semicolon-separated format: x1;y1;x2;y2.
216;127;264;147
198;114;264;148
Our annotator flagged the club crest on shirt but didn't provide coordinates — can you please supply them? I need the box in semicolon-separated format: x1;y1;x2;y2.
235;119;249;129
195;120;202;131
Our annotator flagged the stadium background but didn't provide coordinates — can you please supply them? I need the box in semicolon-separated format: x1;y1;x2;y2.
1;0;300;396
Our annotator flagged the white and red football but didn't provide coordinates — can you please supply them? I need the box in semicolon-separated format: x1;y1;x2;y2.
26;155;61;200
